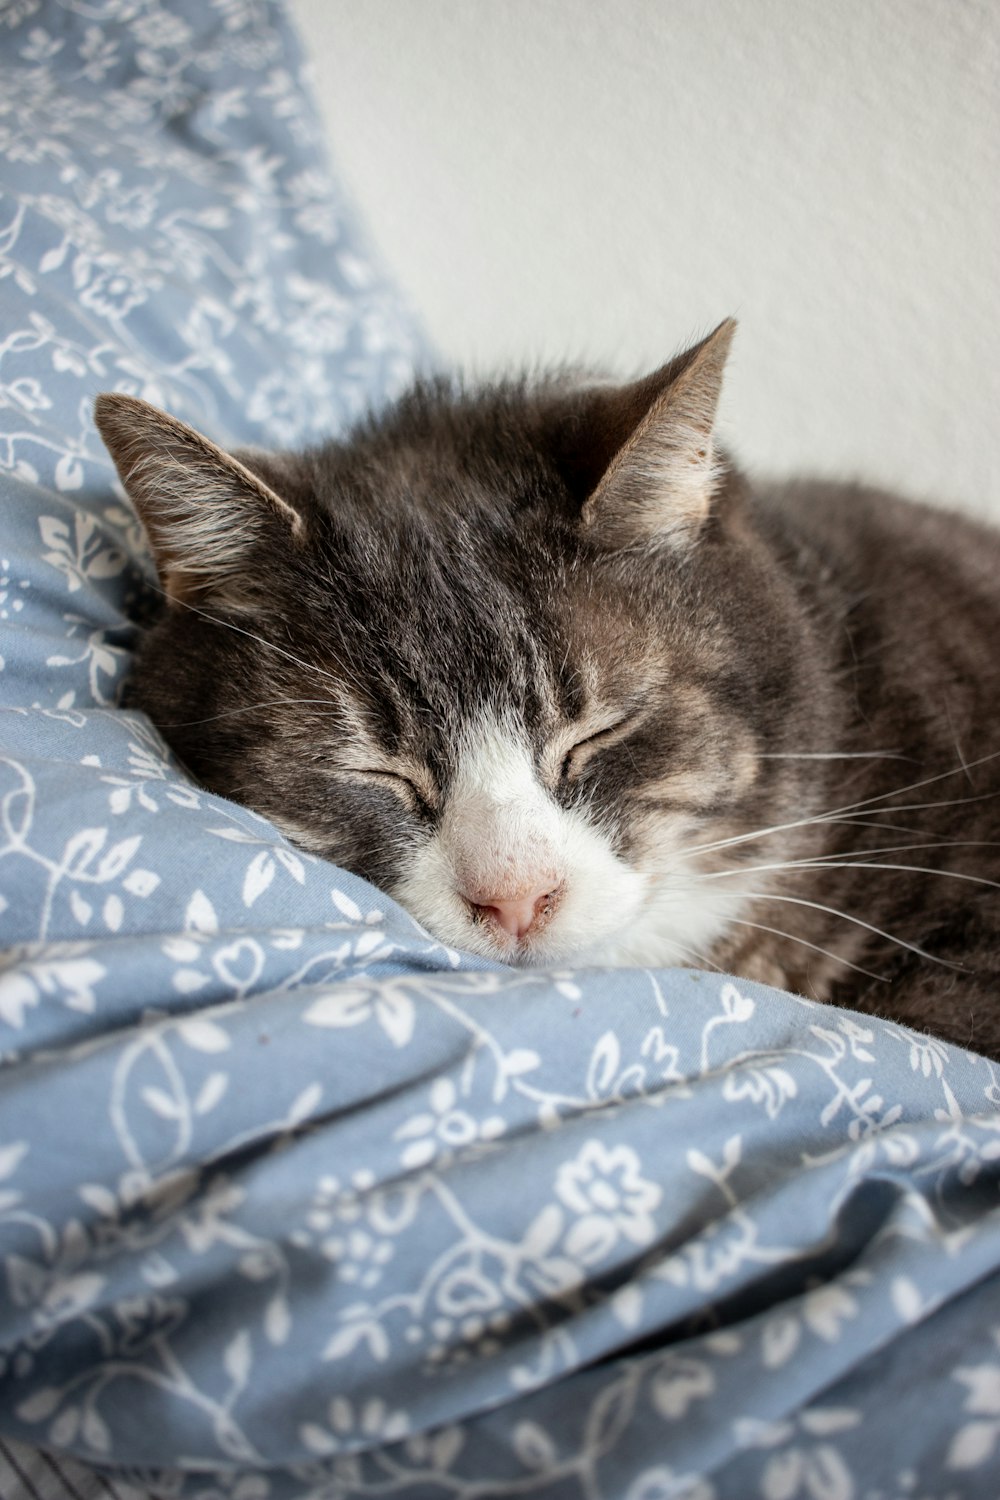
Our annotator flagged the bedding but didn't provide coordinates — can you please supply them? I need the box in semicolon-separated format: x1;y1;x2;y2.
2;4;1000;1497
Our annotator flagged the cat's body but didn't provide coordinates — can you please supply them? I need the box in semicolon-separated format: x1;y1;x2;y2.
95;321;1000;1056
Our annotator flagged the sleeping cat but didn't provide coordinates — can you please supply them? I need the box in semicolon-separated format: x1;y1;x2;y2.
94;320;1000;1057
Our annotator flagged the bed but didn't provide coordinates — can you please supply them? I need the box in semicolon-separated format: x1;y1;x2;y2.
2;5;1000;1497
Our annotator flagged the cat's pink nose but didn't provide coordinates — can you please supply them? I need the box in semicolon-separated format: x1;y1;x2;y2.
468;884;561;941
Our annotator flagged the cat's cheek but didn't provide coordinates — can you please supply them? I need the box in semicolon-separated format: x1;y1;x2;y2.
582;865;746;969
524;809;650;962
387;834;483;955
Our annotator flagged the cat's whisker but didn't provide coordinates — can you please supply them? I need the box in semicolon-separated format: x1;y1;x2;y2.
685;809;865;859
687;785;1000;861
725;916;888;984
712;889;961;970
790;860;1000;892
698;839;1000;882
814;749;1000;814
757;751;914;761
945;704;976;791
845;792;1000;818
660;936;725;972
829;816;945;839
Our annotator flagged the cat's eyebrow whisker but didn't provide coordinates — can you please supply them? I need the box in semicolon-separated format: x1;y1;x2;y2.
143;577;381;702
143;582;349;690
157;698;343;728
725;917;888;984
713;889;961;970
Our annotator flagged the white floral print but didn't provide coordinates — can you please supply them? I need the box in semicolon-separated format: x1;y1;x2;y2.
1;3;1000;1499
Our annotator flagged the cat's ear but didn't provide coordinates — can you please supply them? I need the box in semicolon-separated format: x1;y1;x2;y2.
579;318;735;550
94;393;303;603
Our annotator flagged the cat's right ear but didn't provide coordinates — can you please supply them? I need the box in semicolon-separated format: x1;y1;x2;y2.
94;394;303;604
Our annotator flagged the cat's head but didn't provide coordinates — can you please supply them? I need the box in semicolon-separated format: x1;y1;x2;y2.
96;320;821;967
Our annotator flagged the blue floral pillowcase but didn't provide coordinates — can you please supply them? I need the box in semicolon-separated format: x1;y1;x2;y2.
3;5;1000;1499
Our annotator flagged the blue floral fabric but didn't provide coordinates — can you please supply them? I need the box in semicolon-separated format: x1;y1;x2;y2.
2;3;1000;1497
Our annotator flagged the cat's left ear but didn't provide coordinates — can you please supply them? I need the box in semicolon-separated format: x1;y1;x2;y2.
94;394;303;603
580;318;735;550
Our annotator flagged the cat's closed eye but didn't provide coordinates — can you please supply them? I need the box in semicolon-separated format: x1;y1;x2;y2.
347;768;434;818
560;714;640;782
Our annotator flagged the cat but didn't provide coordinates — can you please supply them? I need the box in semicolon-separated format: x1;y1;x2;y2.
94;319;1000;1058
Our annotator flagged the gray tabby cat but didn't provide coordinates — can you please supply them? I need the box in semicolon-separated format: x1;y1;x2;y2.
95;321;1000;1057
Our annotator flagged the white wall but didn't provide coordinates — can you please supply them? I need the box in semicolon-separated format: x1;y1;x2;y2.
293;0;999;516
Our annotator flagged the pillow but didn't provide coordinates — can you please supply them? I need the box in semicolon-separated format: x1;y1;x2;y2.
2;6;1000;1498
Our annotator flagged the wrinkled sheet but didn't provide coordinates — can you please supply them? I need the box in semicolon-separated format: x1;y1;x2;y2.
2;5;1000;1498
